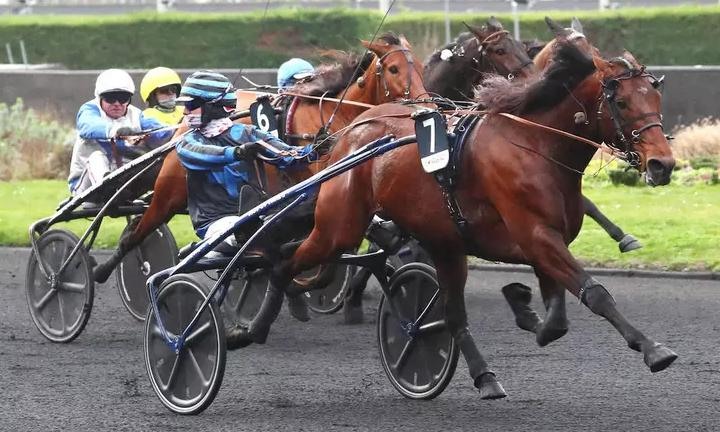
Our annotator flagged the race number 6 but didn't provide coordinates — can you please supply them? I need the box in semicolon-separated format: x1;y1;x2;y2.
255;103;271;132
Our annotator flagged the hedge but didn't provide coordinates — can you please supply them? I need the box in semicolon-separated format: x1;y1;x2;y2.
0;5;719;69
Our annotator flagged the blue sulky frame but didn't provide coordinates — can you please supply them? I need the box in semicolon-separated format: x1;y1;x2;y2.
146;133;417;354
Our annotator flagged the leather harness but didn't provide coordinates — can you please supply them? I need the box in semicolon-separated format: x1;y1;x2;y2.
432;114;481;240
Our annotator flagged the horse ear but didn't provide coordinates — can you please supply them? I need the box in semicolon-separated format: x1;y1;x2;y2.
545;16;567;37
621;50;639;66
399;34;413;50
360;39;372;49
592;55;611;72
571;17;584;35
486;16;504;32
463;21;485;39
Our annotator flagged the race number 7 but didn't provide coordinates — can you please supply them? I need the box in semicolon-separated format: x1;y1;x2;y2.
423;117;436;153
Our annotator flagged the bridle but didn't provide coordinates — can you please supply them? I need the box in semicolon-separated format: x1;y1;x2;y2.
374;47;415;99
595;60;665;167
478;30;534;80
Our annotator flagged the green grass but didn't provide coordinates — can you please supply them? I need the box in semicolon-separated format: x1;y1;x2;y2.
0;180;196;249
570;183;719;271
0;180;717;271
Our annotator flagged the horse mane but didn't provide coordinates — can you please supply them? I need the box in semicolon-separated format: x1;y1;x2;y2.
424;32;476;68
290;32;403;98
291;50;373;97
475;41;596;115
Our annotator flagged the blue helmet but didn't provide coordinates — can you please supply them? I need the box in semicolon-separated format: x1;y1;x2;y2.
277;58;314;88
177;70;237;108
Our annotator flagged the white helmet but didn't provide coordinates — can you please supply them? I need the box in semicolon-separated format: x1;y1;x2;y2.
94;68;135;97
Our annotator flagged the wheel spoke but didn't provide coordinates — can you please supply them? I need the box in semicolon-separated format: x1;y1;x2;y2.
392;338;417;373
186;347;211;386
185;321;212;347
160;352;182;392
60;281;86;293
34;288;58;311
417;319;447;335
151;323;177;341
233;279;252;313
56;286;67;330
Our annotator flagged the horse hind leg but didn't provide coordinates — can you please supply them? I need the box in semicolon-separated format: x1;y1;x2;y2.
501;274;569;347
582;195;642;253
435;251;506;399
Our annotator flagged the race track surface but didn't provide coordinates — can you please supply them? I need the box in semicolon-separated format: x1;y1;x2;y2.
1;248;718;431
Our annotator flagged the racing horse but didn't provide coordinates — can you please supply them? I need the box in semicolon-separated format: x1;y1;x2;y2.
422;17;534;102
239;38;677;399
427;16;642;253
93;33;426;284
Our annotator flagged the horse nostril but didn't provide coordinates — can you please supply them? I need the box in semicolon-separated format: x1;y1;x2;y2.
647;157;675;185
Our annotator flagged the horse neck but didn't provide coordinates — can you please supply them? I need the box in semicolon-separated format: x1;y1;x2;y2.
527;75;604;173
426;59;481;101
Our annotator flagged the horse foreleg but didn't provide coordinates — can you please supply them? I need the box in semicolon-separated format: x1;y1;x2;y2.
533;272;568;346
434;251;506;399
515;223;677;372
583;195;642;252
93;164;188;283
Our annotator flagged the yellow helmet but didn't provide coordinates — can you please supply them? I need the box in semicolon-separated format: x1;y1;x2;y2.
140;67;182;103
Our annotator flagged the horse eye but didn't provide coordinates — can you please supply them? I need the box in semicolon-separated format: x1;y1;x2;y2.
616;100;628;109
496;48;506;55
389;65;399;74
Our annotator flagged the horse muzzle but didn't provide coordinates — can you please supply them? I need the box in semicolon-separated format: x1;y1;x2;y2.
645;156;675;186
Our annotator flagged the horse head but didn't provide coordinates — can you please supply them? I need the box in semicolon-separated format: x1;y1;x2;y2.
359;33;425;101
592;52;674;185
464;17;534;80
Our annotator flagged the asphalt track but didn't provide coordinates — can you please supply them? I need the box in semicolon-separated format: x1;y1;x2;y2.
1;247;719;431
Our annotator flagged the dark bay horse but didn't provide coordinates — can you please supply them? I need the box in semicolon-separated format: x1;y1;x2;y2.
237;39;677;398
93;33;426;283
422;17;534;101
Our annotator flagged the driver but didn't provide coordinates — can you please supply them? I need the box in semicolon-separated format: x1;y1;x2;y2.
68;68;172;195
174;70;318;339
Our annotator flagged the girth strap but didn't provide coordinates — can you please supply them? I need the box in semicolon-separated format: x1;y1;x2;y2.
432;114;481;240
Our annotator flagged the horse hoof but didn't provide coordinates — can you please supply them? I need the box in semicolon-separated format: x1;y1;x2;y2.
287;295;310;322
536;325;568;347
644;343;678;373
225;324;269;350
502;283;532;305
618;234;642;253
343;304;364;325
502;283;541;333
475;373;508;400
93;264;113;283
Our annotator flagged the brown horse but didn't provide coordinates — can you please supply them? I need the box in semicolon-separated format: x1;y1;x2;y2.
93;33;426;283
235;38;677;399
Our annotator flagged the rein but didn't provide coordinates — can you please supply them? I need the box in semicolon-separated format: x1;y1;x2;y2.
237;90;376;109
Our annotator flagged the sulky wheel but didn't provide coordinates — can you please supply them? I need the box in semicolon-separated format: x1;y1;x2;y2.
221;268;270;326
25;229;94;343
377;262;458;400
144;273;226;415
116;223;178;321
303;264;354;314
